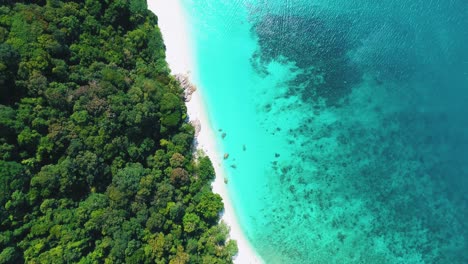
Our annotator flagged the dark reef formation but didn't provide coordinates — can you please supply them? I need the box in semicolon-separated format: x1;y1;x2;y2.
252;14;362;105
243;2;468;262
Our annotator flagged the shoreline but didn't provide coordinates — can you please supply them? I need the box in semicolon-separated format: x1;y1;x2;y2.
147;1;263;263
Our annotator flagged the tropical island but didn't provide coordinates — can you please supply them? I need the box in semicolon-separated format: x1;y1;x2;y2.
0;0;237;263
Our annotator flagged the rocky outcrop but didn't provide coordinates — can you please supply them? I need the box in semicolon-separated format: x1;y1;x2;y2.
190;119;201;137
175;73;197;102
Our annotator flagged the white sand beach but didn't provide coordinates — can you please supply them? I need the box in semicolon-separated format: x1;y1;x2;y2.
147;1;263;263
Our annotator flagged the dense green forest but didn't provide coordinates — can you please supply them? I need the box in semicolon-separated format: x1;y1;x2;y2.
0;0;236;263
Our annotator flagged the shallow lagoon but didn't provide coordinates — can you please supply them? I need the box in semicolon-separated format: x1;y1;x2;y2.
182;1;468;263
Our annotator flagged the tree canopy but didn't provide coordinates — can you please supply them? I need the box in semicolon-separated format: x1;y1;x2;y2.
0;1;236;263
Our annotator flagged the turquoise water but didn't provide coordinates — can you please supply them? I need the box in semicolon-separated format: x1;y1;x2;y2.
181;1;468;263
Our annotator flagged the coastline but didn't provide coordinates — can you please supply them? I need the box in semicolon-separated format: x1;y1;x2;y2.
147;1;263;263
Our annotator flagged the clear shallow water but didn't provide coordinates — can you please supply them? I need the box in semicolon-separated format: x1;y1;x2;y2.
181;0;468;263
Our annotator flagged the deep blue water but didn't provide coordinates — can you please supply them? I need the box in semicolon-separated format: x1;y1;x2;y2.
182;0;468;262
